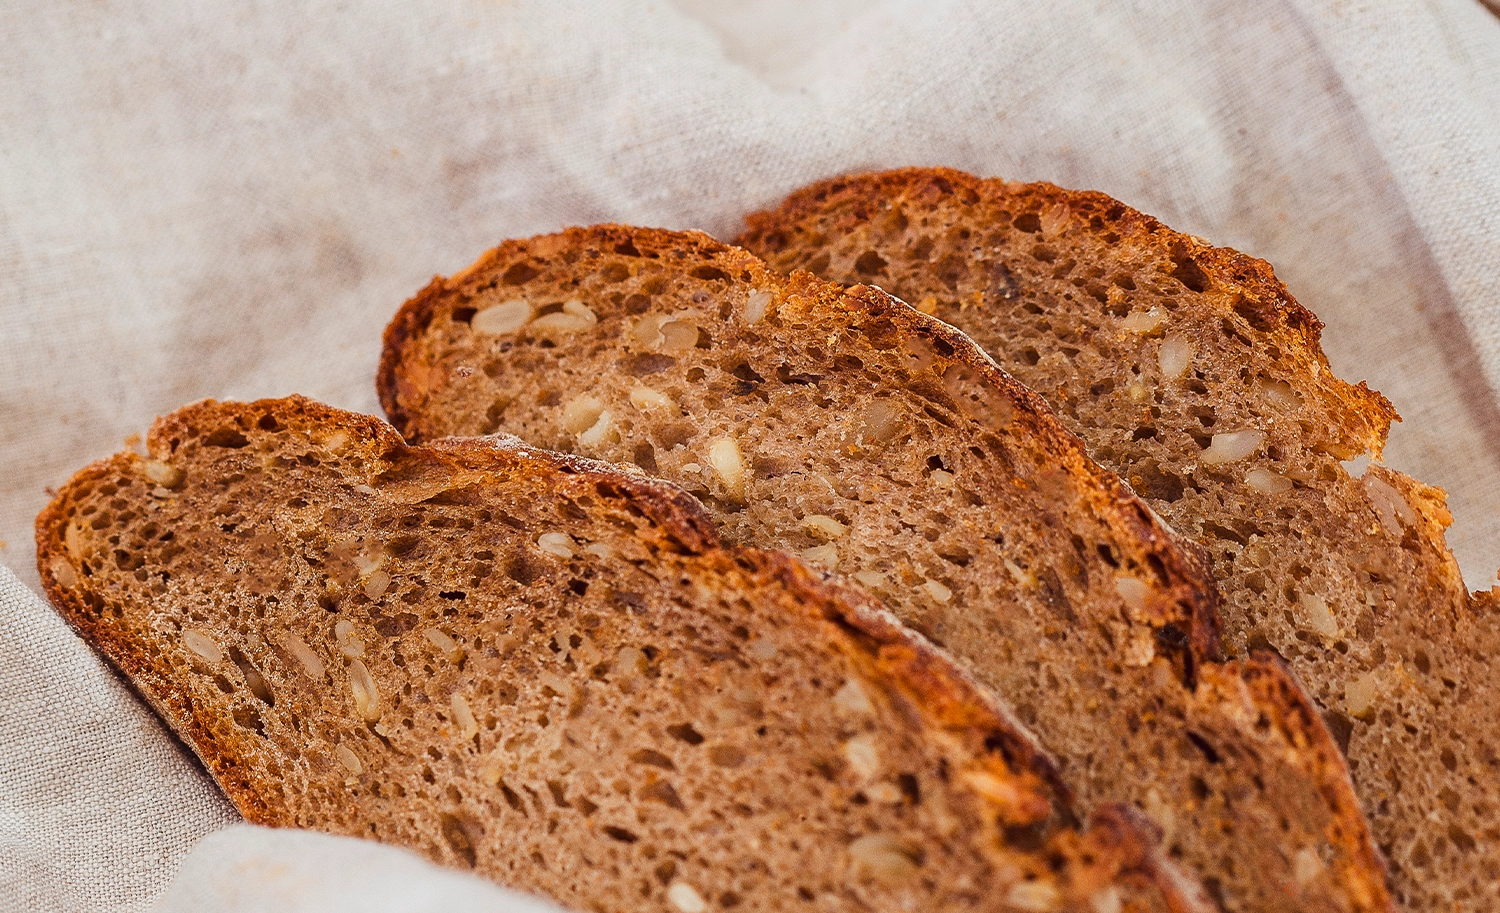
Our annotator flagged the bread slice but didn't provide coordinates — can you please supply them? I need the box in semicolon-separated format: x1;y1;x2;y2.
738;167;1500;911
377;225;1392;912
35;395;1209;913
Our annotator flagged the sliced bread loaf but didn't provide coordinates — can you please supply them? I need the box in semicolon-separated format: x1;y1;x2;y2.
738;168;1499;911
377;226;1392;912
35;396;1206;913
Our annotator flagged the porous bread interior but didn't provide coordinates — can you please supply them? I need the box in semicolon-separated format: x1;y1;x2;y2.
38;398;1180;913
379;228;1391;913
738;168;1500;911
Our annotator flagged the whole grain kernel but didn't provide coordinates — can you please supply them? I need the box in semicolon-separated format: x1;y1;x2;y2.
1090;887;1124;913
363;569;392;600
471;299;532;335
1008;880;1061;912
578;410;616;448
1363;475;1414;535
1256;376;1300;408
279;633;326;680
451;692;479;740
802;514;846;539
859;399;904;443
1119;307;1165;334
1113;576;1150;616
537;532;575;559
563;396;606;435
1039;201;1071;237
632;314;670;350
658;318;699;354
833;678;875;715
531;300;597;334
667;882;708;913
1199;430;1264;465
842;734;880;781
335;743;363;776
800;544;839;570
848;834;920;880
348;659;381;721
922;579;952;603
707;437;748;496
423;628;464;663
743;289;772;324
142;460;186;488
1245;467;1292;493
335;620;366;658
628;385;674;411
182;629;224;664
1346;670;1380;716
1297;593;1340;640
615;646;648;677
1158;334;1194;378
351;546;385;577
851;569;887;591
962;770;1048;824
1294;847;1324;886
49;557;79;589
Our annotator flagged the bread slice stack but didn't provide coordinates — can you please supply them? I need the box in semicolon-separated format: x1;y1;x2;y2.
377;225;1391;912
37;396;1212;913
738;168;1500;911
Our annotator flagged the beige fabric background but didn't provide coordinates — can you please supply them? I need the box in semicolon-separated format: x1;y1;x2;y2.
2;1;1498;910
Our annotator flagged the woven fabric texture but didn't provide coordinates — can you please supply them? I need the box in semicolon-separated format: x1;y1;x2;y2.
2;1;1497;909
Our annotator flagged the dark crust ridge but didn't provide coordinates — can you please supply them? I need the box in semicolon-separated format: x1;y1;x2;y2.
377;223;1224;670
35;395;1208;913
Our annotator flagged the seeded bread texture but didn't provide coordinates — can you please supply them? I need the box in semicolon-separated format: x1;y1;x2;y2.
738;167;1500;911
378;225;1391;913
35;396;1211;913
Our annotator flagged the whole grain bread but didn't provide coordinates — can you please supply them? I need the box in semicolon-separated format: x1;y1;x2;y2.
35;395;1210;913
738;167;1500;911
377;225;1392;912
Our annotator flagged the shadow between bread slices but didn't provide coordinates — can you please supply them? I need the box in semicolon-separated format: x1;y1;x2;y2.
377;225;1394;912
740;167;1498;913
37;396;1212;913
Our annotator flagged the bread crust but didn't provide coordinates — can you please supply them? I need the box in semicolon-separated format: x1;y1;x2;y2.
741;166;1396;452
378;224;1223;668
741;168;1500;912
376;224;1401;912
37;395;1209;913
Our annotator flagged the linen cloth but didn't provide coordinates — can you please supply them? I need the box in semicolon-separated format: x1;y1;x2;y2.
2;1;1498;910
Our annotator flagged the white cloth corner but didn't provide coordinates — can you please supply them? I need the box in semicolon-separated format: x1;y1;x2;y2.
152;826;568;913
